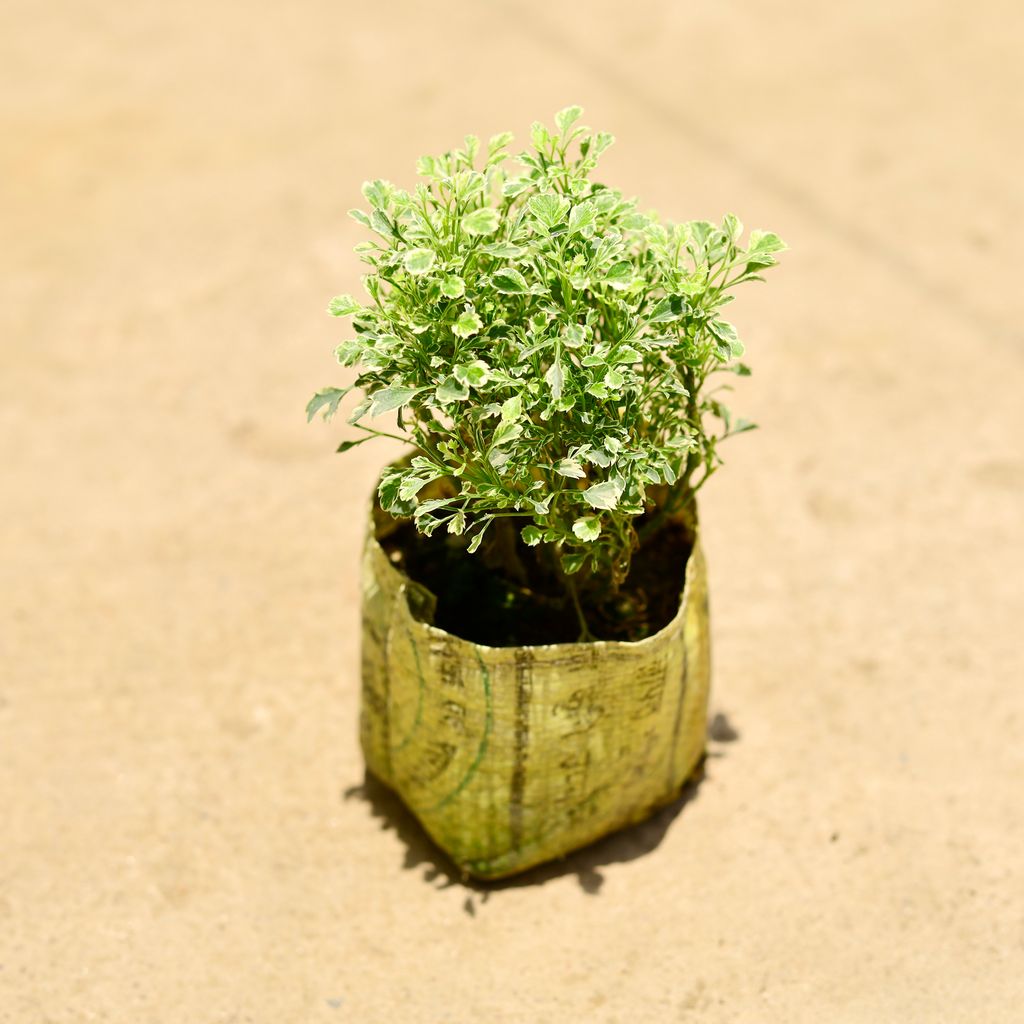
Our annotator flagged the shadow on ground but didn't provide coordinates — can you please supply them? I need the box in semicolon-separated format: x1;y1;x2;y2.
344;712;739;912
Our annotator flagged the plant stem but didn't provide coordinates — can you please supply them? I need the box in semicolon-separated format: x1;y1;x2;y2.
352;423;414;445
564;574;594;643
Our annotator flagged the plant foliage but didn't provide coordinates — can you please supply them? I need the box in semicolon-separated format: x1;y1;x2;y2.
310;106;785;636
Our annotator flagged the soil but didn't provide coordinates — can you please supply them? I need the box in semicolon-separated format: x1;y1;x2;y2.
379;514;692;646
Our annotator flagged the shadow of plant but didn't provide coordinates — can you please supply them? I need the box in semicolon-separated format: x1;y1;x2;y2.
343;712;738;911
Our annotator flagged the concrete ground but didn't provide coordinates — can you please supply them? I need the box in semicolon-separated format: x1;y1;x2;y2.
2;1;1022;1021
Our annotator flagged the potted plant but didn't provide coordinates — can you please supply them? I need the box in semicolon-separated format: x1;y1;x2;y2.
309;107;785;879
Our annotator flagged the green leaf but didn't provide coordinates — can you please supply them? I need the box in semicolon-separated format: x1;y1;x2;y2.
748;230;787;255
378;472;416;516
561;552;587;575
555;105;584;135
454;360;491;388
528;193;569;229
467;526;488;554
488;447;510;470
399;475;431;502
480;242;525;258
404;248;436;275
453;310;483;338
572;515;602;542
361;180;391;210
688;220;714;247
370;210;395;240
463;206;500;236
448;510;466;535
586;447;613;468
336;437;369;454
646;295;690;324
563;323;587;348
604;261;634;290
490;420;523;448
545;360;565;400
500;395;522;423
530;494;552;515
378;472;401;510
335;341;361;366
583;479;623;510
435;376;470;404
709;319;744;357
568;201;596;235
744;230;786;271
621;211;650;231
327;294;361;317
368;386;422;416
440;275;466;298
492;267;529;294
487;131;514;155
555;458;586;479
347;395;371;424
306;386;351;422
502;178;532;199
521;525;543;547
614;345;642;364
604;368;624;390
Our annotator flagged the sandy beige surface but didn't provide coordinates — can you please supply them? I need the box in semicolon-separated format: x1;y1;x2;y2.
3;1;1023;1021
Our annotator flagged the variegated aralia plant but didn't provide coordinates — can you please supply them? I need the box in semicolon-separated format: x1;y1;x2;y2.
309;106;784;640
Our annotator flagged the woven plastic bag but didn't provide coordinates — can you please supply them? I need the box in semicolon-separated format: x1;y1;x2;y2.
359;503;710;880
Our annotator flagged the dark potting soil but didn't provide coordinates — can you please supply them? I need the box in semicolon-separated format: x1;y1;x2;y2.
378;516;692;647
